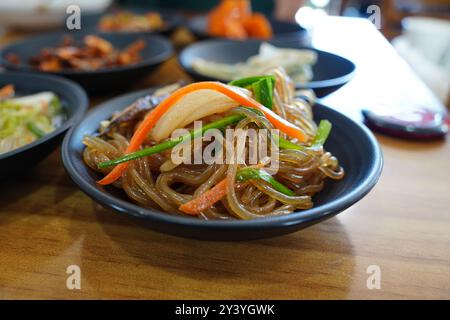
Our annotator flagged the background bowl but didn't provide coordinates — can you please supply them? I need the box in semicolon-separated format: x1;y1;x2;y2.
187;15;308;41
62;88;383;241
0;32;173;94
82;7;185;36
402;16;450;67
0;71;88;177
0;0;112;30
179;39;356;98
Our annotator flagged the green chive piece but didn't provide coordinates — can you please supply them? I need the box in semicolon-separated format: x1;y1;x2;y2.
229;75;275;110
27;122;46;138
252;77;273;109
312;120;332;147
236;167;295;196
277;135;305;151
228;75;275;88
97;114;245;169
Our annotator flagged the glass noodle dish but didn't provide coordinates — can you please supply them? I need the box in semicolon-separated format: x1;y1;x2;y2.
0;84;63;154
82;69;344;220
192;43;317;83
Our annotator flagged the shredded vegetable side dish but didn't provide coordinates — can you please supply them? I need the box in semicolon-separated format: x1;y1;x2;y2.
82;69;344;220
0;85;63;154
192;43;317;83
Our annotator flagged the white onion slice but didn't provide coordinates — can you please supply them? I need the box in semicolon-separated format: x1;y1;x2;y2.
150;87;250;142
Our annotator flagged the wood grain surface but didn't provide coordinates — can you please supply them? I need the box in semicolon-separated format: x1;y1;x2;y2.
0;17;449;299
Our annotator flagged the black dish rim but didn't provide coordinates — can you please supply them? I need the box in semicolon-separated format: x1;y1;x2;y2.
178;38;356;90
187;15;307;40
0;31;174;76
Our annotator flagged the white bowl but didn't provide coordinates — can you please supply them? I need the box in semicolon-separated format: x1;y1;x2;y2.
402;16;450;66
0;0;112;30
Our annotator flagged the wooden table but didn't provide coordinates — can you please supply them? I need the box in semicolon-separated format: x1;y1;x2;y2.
0;17;449;300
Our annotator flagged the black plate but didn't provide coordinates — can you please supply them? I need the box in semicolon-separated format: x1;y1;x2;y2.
0;32;173;94
187;15;307;40
82;7;185;35
0;71;88;176
61;88;383;241
179;39;356;98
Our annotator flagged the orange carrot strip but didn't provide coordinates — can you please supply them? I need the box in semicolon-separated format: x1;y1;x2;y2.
98;81;307;185
0;84;14;99
179;178;228;215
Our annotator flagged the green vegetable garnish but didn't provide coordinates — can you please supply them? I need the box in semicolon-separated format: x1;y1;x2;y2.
252;77;274;109
27;122;46;138
277;135;305;150
50;96;62;115
236;167;295;196
229;75;275;110
276;120;332;151
312;120;332;147
98;114;245;168
228;75;275;88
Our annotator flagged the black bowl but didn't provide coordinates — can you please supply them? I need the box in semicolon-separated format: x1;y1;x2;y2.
82;7;185;35
179;39;356;97
61;87;383;241
187;15;308;41
0;71;88;176
0;32;173;94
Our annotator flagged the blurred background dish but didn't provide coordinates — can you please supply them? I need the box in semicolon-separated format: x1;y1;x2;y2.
391;16;450;104
0;0;112;31
179;39;355;97
402;16;450;65
82;6;184;35
0;32;173;93
0;71;88;176
187;15;307;41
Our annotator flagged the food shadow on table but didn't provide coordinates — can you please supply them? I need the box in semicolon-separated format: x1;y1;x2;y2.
76;201;357;298
0;153;80;227
0;150;354;299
